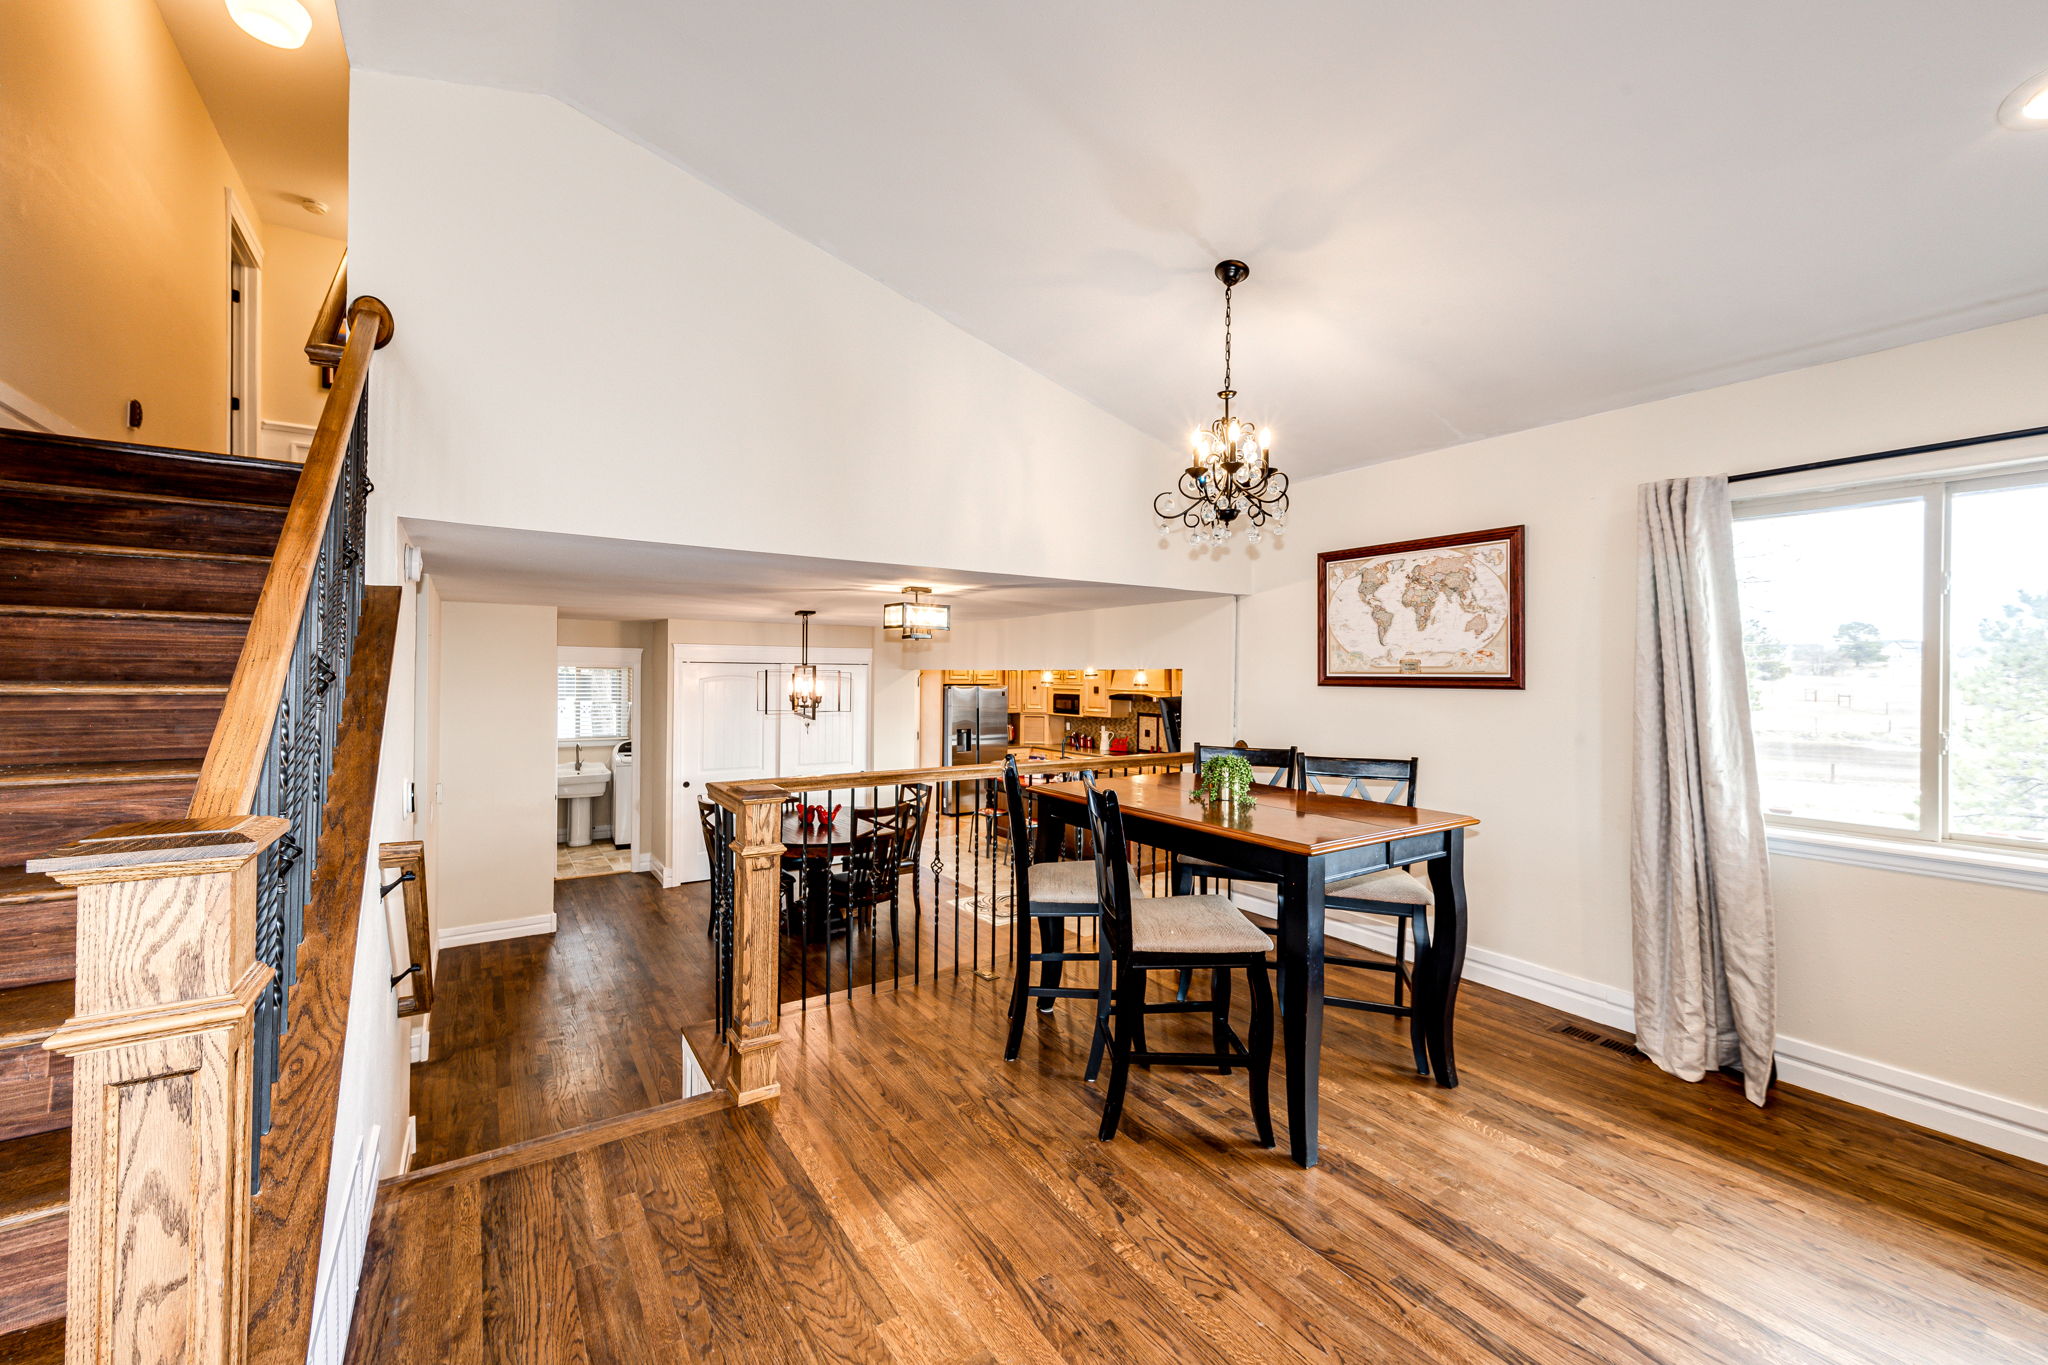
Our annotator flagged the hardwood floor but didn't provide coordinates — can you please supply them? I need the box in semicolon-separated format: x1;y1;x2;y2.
361;932;2048;1362
409;872;723;1168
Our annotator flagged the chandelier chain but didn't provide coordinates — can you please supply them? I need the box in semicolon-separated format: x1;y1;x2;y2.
1222;284;1233;393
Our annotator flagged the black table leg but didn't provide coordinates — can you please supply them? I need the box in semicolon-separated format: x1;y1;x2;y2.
1277;856;1325;1167
1419;828;1468;1087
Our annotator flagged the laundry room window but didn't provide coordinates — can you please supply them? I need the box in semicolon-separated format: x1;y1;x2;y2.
557;664;632;742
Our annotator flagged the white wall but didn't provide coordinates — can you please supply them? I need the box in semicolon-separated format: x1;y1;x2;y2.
434;602;558;938
350;71;1247;602
1236;311;2048;1134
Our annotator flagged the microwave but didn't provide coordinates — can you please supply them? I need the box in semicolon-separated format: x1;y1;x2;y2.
1050;691;1082;715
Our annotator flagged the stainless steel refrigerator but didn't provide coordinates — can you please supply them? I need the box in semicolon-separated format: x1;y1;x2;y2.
942;684;1008;813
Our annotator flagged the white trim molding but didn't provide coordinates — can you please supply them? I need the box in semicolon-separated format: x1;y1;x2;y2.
0;379;85;436
260;418;316;464
1227;888;2048;1166
436;912;557;949
1767;827;2048;893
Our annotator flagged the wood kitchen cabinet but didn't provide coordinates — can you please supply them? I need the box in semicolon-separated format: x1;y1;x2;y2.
1079;678;1114;716
1017;713;1057;746
942;670;1005;685
1013;674;1050;713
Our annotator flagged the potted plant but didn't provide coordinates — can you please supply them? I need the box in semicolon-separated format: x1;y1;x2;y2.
1190;752;1258;808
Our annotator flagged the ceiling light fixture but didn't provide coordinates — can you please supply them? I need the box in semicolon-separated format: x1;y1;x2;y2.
1997;70;2048;129
882;585;951;640
226;0;313;49
1155;260;1289;546
760;610;850;722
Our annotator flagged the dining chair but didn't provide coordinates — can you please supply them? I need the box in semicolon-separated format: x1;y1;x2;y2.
1000;758;1132;1081
1086;784;1274;1147
1298;754;1431;1074
838;788;930;922
1170;742;1298;998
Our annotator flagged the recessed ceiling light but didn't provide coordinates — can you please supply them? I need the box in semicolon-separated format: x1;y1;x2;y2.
1997;69;2048;129
226;0;312;50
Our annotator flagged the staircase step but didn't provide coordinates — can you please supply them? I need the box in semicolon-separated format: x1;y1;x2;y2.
0;980;72;1143
0;1319;65;1363
0;428;298;507
0;686;225;765
0;483;286;558
0;762;199;867
0;1127;67;1339
0;539;269;614
0;870;73;993
0;608;248;686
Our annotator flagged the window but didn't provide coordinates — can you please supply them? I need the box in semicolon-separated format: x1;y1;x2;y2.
1734;466;2048;853
557;664;631;741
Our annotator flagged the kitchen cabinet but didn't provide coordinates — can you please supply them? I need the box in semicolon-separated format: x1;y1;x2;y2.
1014;674;1050;714
1017;713;1057;746
1080;678;1115;716
941;670;1005;686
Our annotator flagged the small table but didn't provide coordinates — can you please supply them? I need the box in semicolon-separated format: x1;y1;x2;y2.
1031;772;1478;1168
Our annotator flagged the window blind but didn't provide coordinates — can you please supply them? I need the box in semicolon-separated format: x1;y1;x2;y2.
557;664;631;741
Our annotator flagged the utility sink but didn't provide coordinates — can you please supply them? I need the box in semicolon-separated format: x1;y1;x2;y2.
556;763;611;847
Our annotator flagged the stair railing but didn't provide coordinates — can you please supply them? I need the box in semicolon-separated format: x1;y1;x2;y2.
705;751;1191;1106
29;294;397;1365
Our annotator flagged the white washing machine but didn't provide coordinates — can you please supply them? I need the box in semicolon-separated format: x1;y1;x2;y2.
610;740;637;850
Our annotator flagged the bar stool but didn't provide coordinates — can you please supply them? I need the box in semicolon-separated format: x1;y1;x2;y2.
1000;758;1135;1081
1086;784;1275;1146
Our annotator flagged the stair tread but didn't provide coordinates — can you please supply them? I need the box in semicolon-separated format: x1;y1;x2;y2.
0;1319;65;1365
0;605;249;622
0;1130;67;1226
0;536;270;565
0;761;202;789
0;869;68;907
0;427;298;507
0;683;228;695
0;980;70;1050
0;477;286;514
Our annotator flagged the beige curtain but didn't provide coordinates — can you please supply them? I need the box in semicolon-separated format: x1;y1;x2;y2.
1632;476;1776;1106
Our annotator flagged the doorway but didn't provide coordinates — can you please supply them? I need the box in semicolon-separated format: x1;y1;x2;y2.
226;202;262;458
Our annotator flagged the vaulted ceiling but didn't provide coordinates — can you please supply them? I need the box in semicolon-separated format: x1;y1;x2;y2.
341;0;2048;478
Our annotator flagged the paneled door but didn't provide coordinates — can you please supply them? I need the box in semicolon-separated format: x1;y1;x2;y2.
675;659;869;882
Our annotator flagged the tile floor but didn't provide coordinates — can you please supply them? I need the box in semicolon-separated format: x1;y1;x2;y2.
555;839;636;879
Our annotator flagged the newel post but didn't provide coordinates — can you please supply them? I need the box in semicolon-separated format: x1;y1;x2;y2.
29;815;287;1365
726;795;785;1104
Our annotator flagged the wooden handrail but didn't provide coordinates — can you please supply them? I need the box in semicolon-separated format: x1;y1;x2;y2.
303;250;348;366
189;295;394;818
243;585;401;1365
380;840;434;1018
706;750;1193;811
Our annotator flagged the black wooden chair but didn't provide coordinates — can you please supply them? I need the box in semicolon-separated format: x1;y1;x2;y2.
835;786;931;922
1299;754;1431;1075
1086;785;1274;1146
1000;758;1129;1081
1170;742;1297;998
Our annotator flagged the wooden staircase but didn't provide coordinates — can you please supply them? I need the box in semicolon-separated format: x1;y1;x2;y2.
0;427;298;1359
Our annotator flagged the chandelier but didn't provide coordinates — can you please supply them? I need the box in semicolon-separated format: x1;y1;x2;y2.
1154;260;1289;545
760;610;850;722
881;585;950;640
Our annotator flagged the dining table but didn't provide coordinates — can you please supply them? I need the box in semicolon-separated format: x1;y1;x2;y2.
1030;772;1479;1168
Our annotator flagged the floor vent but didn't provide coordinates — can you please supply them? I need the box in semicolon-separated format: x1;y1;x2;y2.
1552;1022;1649;1060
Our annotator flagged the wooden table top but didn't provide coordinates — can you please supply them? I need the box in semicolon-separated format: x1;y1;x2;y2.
1032;772;1478;857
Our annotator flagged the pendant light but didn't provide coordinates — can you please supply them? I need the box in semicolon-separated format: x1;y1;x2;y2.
760;610;850;721
882;586;951;640
1154;260;1290;545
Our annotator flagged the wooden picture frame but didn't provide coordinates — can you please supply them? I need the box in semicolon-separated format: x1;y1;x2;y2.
1317;525;1525;688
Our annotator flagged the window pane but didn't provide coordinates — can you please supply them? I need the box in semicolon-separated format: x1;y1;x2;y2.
1948;479;2048;844
557;665;631;740
1735;498;1924;830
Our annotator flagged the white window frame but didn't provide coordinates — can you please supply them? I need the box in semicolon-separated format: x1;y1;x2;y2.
557;646;641;747
1734;459;2048;890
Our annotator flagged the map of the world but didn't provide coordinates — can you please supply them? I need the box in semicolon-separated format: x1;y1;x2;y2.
1323;536;1516;680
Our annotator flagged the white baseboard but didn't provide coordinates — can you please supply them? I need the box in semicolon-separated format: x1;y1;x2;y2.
306;1125;381;1365
1228;891;2048;1166
400;1116;418;1173
259;417;315;463
408;1020;429;1064
435;912;557;949
681;1035;712;1098
555;824;614;844
0;379;84;436
651;853;678;888
633;850;652;873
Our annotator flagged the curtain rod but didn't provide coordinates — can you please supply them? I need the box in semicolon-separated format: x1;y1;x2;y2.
1727;423;2048;484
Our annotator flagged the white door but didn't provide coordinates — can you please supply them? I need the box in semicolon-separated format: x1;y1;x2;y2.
675;661;869;882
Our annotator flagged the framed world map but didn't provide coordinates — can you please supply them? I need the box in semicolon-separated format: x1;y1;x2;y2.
1317;526;1525;688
